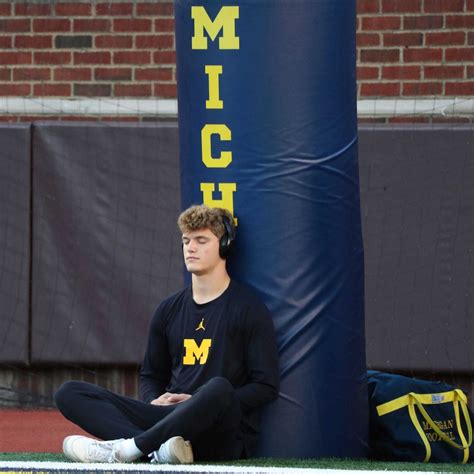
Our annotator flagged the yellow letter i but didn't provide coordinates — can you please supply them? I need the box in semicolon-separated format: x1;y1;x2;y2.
205;65;223;109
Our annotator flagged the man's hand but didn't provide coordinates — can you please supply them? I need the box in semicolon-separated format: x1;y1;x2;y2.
151;392;192;406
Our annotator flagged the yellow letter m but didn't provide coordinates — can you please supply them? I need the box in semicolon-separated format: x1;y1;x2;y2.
191;6;240;50
183;339;212;365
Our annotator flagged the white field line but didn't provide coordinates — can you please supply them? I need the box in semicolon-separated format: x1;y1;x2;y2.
0;461;443;474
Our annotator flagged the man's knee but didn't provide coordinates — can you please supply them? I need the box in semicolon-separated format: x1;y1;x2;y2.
205;376;233;391
54;381;88;410
201;377;236;405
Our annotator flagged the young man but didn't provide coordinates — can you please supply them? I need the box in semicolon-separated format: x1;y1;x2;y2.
55;205;280;464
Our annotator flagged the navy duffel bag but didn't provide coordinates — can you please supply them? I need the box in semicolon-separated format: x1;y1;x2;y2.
368;370;473;463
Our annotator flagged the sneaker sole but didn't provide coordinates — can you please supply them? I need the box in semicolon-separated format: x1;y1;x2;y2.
168;436;194;464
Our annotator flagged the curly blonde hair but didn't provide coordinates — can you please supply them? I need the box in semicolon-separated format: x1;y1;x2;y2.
178;204;234;238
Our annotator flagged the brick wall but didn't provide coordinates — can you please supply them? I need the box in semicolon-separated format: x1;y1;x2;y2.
357;0;474;122
0;1;176;121
0;0;473;120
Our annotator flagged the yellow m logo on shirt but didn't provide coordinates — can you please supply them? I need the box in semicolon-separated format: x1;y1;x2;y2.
183;339;212;365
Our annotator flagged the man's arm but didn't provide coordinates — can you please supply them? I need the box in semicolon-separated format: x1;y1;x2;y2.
235;302;280;411
139;304;172;403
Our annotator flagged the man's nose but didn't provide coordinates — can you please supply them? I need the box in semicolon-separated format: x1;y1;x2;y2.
187;240;197;252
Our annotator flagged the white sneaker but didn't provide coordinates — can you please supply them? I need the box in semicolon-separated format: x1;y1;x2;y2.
149;436;194;464
63;435;125;463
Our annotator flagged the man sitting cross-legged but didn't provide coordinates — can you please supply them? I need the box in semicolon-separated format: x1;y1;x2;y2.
54;204;280;464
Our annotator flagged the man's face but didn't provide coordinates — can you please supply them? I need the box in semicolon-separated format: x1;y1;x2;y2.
181;228;223;275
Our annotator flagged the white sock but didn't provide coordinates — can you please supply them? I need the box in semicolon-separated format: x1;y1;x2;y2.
117;438;143;462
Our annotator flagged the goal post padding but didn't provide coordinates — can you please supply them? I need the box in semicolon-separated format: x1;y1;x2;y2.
175;0;367;458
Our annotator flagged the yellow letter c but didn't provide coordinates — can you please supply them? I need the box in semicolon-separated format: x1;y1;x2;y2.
201;124;232;168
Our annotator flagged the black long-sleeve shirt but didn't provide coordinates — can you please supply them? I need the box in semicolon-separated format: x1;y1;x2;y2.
139;280;280;452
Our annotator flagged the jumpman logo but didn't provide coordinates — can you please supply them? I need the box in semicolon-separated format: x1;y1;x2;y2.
195;318;205;331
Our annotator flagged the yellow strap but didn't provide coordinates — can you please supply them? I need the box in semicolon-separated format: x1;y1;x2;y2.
460;392;473;455
453;390;473;463
408;402;431;462
453;399;468;463
377;390;467;416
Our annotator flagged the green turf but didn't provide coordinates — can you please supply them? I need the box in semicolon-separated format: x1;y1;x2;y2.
1;453;474;471
234;458;385;468
232;458;474;471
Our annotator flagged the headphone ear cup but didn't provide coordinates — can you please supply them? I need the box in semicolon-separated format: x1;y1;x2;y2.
219;234;229;259
219;216;235;259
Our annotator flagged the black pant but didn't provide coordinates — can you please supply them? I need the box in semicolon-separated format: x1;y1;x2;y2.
54;376;245;461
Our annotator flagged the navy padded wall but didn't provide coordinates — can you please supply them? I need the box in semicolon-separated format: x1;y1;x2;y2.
360;125;474;374
31;123;182;364
0;124;31;364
